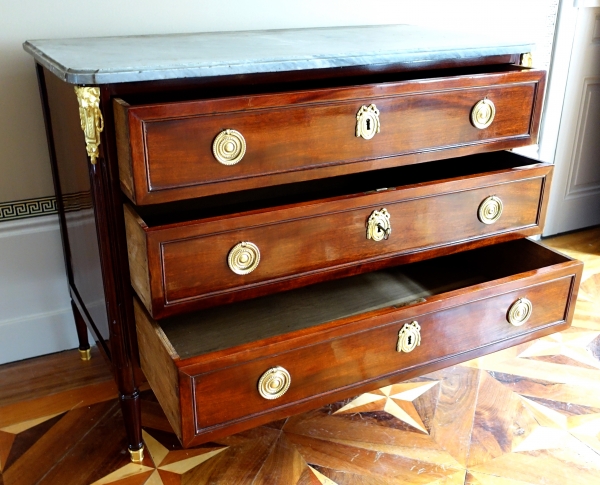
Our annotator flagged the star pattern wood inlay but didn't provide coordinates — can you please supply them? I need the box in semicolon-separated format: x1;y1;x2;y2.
333;381;439;433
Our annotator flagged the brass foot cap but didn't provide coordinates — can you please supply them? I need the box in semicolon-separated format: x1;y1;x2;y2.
129;445;144;463
79;348;92;361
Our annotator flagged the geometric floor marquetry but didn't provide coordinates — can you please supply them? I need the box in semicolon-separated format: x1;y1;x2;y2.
1;227;599;484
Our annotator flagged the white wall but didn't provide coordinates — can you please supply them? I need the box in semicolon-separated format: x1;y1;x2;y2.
0;0;557;362
0;216;79;364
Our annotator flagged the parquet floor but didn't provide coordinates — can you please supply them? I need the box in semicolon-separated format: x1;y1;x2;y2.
1;228;599;485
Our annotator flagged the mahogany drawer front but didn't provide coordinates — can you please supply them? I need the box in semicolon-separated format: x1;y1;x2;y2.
133;239;582;446
191;276;571;429
125;159;552;319
115;68;546;205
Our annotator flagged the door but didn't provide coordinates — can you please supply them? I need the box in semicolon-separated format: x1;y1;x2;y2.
544;2;600;235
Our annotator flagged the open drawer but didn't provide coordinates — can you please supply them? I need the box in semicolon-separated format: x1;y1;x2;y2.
115;66;545;205
126;151;553;319
134;238;582;447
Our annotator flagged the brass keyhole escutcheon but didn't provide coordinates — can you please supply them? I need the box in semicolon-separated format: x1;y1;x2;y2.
367;208;391;241
397;321;421;353
471;98;496;129
213;129;246;165
356;104;381;140
478;196;503;225
228;242;260;275
258;366;291;400
507;298;533;326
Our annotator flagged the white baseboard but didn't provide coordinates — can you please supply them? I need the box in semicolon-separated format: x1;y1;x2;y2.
0;307;80;365
0;214;93;364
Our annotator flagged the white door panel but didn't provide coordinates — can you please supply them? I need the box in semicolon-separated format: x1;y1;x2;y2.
544;6;600;235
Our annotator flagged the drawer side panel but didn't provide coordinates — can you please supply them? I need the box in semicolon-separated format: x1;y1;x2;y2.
124;205;152;311
114;98;135;201
134;299;182;440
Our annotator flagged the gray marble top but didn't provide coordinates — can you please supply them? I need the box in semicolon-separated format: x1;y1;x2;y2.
23;25;533;85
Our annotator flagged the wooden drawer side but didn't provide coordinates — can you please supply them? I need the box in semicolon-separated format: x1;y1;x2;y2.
114;98;135;201
124;205;152;311
134;299;182;440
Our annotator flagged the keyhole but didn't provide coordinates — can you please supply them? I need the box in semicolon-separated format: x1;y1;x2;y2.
366;118;371;131
407;335;412;345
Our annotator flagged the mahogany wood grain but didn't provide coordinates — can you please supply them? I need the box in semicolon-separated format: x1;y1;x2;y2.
134;300;182;440
132;239;582;446
115;68;546;204
124;204;152;311
33;50;555;457
175;309;577;449
113;98;135;200
193;276;573;429
126;157;552;318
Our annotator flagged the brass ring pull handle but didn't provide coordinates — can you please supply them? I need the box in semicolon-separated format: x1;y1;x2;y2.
258;366;291;400
507;298;533;326
471;98;496;129
356;104;381;139
478;196;503;224
227;242;260;275
367;208;391;241
213;129;246;165
397;321;421;353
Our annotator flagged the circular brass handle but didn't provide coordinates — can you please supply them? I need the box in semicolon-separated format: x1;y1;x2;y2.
356;104;381;140
227;242;260;275
471;98;496;129
397;321;421;353
213;129;246;165
258;366;291;400
367;208;391;241
507;298;533;326
478;196;503;224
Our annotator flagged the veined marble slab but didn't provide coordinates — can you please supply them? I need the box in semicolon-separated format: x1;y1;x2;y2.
23;25;533;85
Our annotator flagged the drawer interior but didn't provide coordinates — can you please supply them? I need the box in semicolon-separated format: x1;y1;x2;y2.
135;151;542;228
157;239;570;359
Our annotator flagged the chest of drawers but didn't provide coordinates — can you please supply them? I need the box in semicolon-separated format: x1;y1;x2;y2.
24;25;582;461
